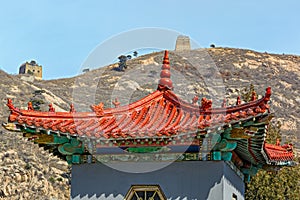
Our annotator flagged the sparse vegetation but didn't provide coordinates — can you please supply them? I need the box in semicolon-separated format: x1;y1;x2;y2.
57;177;63;182
266;120;282;144
24;163;31;170
49;176;55;183
30;99;45;111
117;55;128;71
33;90;45;96
240;83;257;102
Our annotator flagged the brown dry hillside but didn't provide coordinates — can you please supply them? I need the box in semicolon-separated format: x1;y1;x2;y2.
1;47;299;149
0;47;299;199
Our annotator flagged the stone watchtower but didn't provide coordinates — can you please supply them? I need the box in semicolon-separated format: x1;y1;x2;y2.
19;60;42;80
175;35;191;51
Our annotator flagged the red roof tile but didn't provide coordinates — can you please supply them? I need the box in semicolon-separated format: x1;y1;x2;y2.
7;88;272;140
264;143;294;162
6;51;273;141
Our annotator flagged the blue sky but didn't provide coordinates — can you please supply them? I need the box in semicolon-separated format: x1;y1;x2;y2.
0;0;299;79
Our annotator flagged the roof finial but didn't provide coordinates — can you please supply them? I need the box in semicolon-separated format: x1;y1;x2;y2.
7;99;15;110
236;96;241;105
192;96;199;105
251;91;257;101
264;87;271;101
48;103;55;112
163;50;170;64
27;102;33;111
221;98;227;108
158;50;173;90
113;98;120;108
70;103;75;113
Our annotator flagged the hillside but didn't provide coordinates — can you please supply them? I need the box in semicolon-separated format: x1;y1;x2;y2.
3;47;299;147
0;47;299;199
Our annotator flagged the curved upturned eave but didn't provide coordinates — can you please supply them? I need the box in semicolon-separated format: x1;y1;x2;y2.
263;143;294;163
8;88;269;120
8;90;164;120
163;90;267;115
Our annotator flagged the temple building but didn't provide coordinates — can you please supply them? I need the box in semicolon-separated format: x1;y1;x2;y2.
4;51;295;200
19;60;43;80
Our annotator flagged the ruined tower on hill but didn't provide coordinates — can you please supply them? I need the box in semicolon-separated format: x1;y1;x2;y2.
19;60;42;80
175;35;191;51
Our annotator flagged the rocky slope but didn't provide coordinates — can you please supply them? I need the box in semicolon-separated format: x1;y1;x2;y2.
0;47;299;199
0;126;70;199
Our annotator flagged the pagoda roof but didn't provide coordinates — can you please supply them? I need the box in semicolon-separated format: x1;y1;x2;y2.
4;50;295;173
6;51;273;140
7;88;272;140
